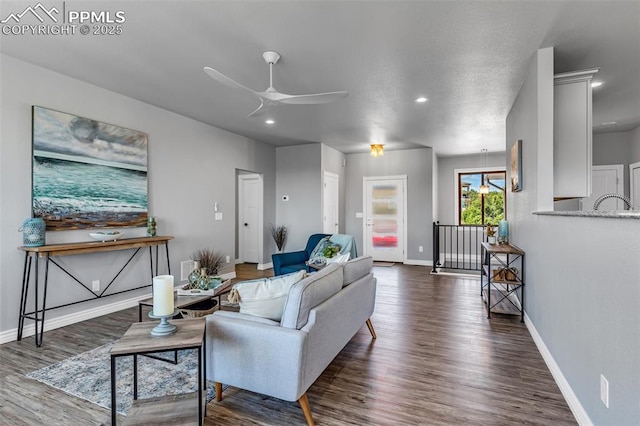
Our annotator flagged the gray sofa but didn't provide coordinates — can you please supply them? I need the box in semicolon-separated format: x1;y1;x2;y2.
205;256;376;425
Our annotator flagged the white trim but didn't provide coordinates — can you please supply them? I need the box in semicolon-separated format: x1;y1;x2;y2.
0;293;143;344
257;262;273;271
630;161;640;209
430;270;480;279
454;166;506;225
524;313;592;426
219;271;236;281
238;173;264;264
323;171;340;234
403;259;432;266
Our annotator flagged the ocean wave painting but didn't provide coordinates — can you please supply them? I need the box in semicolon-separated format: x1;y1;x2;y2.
32;106;148;230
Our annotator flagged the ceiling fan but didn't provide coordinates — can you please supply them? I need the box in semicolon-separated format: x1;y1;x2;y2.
204;51;349;117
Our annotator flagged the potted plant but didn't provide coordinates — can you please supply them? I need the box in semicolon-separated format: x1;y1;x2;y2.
271;225;287;252
486;225;497;244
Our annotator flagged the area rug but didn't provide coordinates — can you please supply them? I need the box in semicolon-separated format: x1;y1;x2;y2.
26;342;215;416
373;261;395;267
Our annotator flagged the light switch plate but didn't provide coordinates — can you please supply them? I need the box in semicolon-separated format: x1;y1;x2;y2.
215;212;223;221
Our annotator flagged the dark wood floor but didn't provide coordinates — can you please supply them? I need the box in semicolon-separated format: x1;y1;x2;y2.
0;264;576;425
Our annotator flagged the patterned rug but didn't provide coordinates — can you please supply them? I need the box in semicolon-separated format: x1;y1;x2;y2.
26;342;215;415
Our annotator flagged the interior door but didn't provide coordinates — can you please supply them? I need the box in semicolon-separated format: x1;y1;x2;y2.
580;165;623;210
363;176;406;262
631;162;640;210
323;171;339;234
239;174;262;263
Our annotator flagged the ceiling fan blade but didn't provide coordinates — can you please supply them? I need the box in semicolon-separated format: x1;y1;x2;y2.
203;67;258;96
248;100;271;118
278;91;349;105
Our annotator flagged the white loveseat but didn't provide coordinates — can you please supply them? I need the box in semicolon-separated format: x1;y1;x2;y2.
205;256;376;425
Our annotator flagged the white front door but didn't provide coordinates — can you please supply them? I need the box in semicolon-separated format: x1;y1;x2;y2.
363;176;406;262
580;165;623;210
631;162;640;210
323;171;339;234
239;174;262;263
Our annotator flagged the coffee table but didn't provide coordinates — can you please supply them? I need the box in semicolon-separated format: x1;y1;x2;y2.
109;318;206;426
138;294;216;364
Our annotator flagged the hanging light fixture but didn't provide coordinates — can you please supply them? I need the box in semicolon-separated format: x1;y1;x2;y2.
370;144;384;157
479;148;490;194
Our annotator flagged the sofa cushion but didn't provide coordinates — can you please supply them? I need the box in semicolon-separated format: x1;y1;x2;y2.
280;263;343;329
343;256;373;287
231;270;306;321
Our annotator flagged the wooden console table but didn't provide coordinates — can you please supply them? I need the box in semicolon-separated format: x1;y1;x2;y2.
17;236;173;347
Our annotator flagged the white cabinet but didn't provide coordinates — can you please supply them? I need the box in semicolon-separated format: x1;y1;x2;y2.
553;68;599;198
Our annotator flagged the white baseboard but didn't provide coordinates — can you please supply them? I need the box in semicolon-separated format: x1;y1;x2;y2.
524;313;592;426
258;262;273;271
0;293;146;345
404;259;432;266
0;272;238;346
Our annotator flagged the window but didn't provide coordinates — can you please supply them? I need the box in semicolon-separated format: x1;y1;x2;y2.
458;171;506;225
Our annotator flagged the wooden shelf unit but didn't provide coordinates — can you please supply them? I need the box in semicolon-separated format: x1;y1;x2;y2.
480;242;525;322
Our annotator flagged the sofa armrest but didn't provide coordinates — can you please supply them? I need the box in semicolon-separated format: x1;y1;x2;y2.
272;250;308;275
205;311;308;401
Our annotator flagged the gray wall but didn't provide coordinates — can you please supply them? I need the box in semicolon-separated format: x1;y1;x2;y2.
344;148;433;263
0;54;276;334
436;152;507;224
506;48;640;425
275;144;322;252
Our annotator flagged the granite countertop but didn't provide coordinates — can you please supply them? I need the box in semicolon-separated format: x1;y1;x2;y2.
533;210;640;219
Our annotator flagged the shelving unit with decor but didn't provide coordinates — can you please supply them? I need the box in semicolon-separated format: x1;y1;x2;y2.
480;242;525;322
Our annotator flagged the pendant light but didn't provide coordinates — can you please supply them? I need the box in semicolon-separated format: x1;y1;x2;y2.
479;149;489;194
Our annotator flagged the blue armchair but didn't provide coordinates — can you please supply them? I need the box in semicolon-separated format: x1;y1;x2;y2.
272;234;331;276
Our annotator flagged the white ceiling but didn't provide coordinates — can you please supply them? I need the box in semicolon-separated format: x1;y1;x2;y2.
1;1;639;156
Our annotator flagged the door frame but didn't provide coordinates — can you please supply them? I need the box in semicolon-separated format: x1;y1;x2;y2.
630;161;640;209
323;171;340;234
579;164;623;211
238;173;263;264
362;175;408;263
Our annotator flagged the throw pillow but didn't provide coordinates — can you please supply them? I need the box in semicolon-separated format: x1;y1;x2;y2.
229;270;306;321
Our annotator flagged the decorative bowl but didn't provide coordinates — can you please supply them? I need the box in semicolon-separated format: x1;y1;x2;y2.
89;231;124;242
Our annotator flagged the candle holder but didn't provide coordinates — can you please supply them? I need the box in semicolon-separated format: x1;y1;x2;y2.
148;309;179;336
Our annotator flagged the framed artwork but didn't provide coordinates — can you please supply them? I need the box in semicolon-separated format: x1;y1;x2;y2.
32;106;148;230
511;139;522;192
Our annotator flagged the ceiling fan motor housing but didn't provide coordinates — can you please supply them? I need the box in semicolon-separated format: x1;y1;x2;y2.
262;51;281;65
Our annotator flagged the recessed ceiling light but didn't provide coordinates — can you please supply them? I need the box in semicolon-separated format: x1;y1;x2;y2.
265;119;275;125
415;96;428;103
591;81;603;88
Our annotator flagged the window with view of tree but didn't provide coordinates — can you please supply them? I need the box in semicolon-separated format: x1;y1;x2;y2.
459;171;506;225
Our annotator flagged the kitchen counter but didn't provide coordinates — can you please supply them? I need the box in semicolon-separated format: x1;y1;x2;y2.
533;210;640;219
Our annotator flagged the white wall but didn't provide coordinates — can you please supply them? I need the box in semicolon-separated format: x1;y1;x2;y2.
436;152;506;224
344;148;433;263
507;48;640;425
0;55;276;335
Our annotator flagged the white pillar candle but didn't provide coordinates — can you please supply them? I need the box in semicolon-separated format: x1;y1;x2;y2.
153;275;174;316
